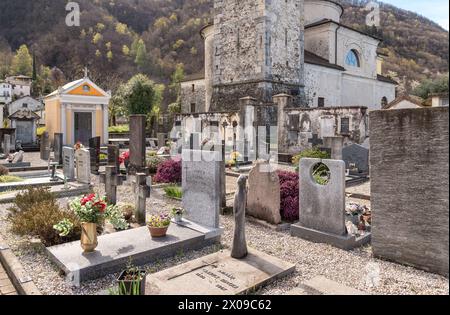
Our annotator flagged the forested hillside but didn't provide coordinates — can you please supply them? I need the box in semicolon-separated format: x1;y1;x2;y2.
0;0;448;104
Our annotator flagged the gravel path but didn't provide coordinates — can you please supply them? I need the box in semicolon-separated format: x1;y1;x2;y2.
0;174;447;295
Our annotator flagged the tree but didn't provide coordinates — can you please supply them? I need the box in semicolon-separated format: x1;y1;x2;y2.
134;39;147;71
123;74;157;116
11;45;32;76
413;75;449;100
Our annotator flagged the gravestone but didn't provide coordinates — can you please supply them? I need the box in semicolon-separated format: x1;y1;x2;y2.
323;136;344;160
182;149;222;228
157;133;167;148
290;158;370;250
63;147;75;180
75;149;91;185
89;136;101;175
129;115;146;174
132;173;151;225
342;144;369;174
247;161;281;225
3;134;11;155
101;166;122;205
54;133;64;165
40;132;50;160
107;144;120;171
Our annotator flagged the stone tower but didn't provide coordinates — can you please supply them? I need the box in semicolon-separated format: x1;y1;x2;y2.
208;0;306;111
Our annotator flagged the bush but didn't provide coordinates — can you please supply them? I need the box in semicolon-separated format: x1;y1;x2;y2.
7;187;81;246
0;175;24;183
147;156;166;174
36;126;46;137
154;158;182;184
0;165;9;176
292;147;330;167
164;186;182;199
277;171;299;222
108;125;129;133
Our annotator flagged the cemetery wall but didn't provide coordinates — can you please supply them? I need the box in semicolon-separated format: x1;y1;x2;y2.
370;107;449;276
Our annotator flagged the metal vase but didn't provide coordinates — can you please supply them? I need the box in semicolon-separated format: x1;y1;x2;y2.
81;223;98;252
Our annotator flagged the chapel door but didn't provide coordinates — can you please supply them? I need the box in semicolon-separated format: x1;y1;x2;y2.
74;112;92;146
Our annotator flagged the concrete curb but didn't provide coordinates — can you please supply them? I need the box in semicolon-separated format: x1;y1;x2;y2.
0;236;41;295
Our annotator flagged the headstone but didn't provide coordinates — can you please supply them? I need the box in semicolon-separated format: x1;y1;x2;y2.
247;161;281;225
107;145;120;171
3;134;11;155
75;149;91;185
290;158;370;250
103;166;122;205
40;132;50;161
12;150;24;163
157;133;167;148
54;133;64;165
63;147;75;180
323;136;344;160
129;115;146;174
89;136;101;175
231;175;248;259
132;173;151;225
342;144;369;174
182;149;222;228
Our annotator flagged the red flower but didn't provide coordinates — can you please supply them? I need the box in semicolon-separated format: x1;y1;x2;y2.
81;194;96;206
119;151;130;165
94;201;107;213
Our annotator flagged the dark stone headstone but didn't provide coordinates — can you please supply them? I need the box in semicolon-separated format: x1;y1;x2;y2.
129;115;147;175
342;144;369;174
107;144;120;171
54;133;64;165
89;136;101;175
40;132;50;161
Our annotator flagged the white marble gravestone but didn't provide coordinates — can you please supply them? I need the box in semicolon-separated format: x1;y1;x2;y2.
63;147;75;181
182;149;222;228
75;149;91;184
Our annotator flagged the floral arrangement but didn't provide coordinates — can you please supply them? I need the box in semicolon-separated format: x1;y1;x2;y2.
119;151;130;165
154;158;182;184
53;218;74;237
74;142;85;151
148;213;171;228
69;194;128;230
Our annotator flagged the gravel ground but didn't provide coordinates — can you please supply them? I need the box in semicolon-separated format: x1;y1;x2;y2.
0;173;448;295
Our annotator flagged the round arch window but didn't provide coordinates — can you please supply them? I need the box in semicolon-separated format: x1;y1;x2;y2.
345;49;360;67
82;85;91;92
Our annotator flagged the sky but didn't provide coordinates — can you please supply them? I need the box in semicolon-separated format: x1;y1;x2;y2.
381;0;449;30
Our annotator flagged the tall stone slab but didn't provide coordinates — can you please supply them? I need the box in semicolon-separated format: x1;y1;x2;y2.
129;115;146;174
75;149;91;185
323;136;344;160
370;108;449;276
3;134;11;155
107;144;120;171
40;132;50;161
291;158;370;249
342;144;369;174
182;150;222;228
89;136;101;175
63;147;75;180
54;133;64;165
247;161;281;225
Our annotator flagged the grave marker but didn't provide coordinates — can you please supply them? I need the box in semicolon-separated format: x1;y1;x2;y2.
54;133;64;165
63;147;75;180
3;134;11;155
40;132;50;160
129;115;146;174
89;136;101;175
342;144;369;175
76;149;91;185
107;144;120;171
132;173;151;225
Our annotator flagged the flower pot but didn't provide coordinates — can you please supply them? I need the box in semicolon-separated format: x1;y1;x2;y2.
81;223;98;252
148;225;169;238
117;269;147;295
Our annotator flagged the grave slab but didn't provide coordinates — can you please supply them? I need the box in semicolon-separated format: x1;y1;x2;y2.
287;276;367;295
145;248;295;295
46;224;221;282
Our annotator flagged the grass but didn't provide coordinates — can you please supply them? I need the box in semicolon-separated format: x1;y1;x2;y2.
108;125;130;133
164;186;182;199
0;175;25;183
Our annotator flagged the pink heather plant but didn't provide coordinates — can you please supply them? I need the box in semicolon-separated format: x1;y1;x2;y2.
154;158;182;184
277;170;299;222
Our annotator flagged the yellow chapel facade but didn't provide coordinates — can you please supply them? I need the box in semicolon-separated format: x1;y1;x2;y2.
44;76;110;146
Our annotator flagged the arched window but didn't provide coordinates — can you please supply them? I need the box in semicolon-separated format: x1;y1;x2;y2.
345;49;360;67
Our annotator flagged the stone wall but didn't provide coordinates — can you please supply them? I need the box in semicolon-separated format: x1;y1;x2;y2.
180;79;206;113
370;107;449;276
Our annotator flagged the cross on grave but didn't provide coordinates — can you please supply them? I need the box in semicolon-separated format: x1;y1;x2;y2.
308;134;323;147
132;173;151;225
100;166;123;205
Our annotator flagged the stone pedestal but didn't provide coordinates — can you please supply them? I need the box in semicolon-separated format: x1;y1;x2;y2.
129;115;147;175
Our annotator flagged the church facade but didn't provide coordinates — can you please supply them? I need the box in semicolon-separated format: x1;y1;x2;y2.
174;0;397;160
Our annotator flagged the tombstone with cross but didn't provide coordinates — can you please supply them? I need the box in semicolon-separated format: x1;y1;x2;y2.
100;165;123;205
132;173;151;225
308;134;323;147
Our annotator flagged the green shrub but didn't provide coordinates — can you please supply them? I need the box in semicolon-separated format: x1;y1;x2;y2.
99;153;108;160
292;147;331;166
108;125;130;133
146;156;166;174
7;187;81;246
0;165;9;176
0;175;24;183
164;186;182;199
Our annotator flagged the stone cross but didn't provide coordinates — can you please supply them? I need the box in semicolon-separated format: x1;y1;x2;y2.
100;166;123;205
132;173;151;225
308;134;323;147
323;136;344;160
231;175;248;259
107;144;120;171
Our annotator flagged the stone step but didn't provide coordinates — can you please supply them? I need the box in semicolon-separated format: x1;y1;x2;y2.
288;276;367;295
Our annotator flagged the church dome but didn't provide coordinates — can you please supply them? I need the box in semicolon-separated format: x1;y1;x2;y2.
304;0;344;25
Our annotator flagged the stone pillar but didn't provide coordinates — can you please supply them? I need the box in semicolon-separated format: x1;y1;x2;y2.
273;94;292;155
3;134;11;155
129;115;147;175
107;144;120;171
89;136;101;175
132;173;151;225
40;132;50;160
323;136;344;160
54;133;64;165
201;24;215;112
101;165;122;205
157;133;167;148
231;175;248;259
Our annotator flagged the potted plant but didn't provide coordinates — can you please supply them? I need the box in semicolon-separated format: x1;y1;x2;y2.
116;259;146;295
171;207;185;223
70;194;128;252
147;213;171;238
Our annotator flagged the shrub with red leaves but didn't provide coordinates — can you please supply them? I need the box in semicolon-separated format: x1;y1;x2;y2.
154;158;182;184
277;170;299;222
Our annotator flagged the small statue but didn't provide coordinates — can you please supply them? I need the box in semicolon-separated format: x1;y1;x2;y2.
231;175;248;259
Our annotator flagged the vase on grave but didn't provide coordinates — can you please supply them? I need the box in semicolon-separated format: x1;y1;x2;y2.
80;222;98;252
